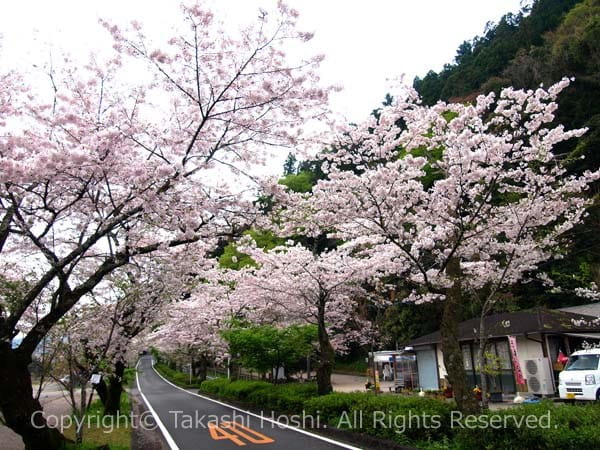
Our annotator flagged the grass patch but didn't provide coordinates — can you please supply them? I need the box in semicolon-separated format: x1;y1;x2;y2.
123;367;137;386
61;390;131;450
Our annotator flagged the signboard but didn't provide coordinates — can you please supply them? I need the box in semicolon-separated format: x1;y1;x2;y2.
90;373;102;385
508;336;526;386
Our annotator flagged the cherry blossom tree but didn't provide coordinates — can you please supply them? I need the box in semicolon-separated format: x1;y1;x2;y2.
48;315;99;445
27;301;135;445
235;241;371;394
147;280;236;383
276;79;600;411
149;313;224;384
92;259;194;415
0;2;333;448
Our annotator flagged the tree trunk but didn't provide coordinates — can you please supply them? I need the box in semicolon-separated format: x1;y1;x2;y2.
440;258;479;414
0;344;67;450
369;338;379;393
316;297;334;395
195;356;208;383
103;361;125;416
192;355;209;383
75;384;87;444
228;357;239;381
95;378;108;406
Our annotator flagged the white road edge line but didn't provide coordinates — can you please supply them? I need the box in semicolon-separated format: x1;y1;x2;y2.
135;359;181;450
148;358;364;450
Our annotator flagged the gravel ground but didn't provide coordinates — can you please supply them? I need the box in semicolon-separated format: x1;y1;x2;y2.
332;372;394;392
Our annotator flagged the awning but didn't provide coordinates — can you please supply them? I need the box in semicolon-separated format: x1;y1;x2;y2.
563;332;600;340
369;350;414;363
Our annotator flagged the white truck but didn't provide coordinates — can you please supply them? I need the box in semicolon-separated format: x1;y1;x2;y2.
558;348;600;401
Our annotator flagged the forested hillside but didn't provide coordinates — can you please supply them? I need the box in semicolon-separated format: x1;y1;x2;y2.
414;0;581;102
414;0;600;169
279;0;600;347
409;0;600;328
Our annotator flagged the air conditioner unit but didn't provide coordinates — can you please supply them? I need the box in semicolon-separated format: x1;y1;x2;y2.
523;358;555;396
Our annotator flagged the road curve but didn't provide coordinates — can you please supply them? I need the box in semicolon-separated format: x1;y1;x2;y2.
136;356;362;450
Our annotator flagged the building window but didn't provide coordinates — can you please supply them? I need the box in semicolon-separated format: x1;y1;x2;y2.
462;344;473;370
459;340;516;395
495;340;512;370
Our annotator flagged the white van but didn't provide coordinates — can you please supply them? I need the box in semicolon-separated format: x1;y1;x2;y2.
558;348;600;401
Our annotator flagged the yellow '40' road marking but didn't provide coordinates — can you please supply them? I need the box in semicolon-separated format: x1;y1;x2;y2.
208;421;275;446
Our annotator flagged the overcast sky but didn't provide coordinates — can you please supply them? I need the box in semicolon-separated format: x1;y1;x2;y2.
1;0;523;123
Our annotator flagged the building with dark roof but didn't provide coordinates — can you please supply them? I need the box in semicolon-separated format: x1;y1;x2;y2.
406;307;600;397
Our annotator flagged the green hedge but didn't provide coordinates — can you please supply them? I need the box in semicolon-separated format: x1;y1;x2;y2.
308;396;600;449
154;363;202;388
198;377;232;395
199;379;600;449
247;383;318;413
303;392;368;423
357;395;455;445
220;380;271;401
307;392;454;445
454;402;600;450
199;379;317;413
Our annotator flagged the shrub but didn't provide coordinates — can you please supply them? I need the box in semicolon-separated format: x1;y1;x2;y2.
306;392;454;445
348;395;455;444
277;382;319;397
200;379;317;413
304;392;368;423
200;379;600;449
246;383;318;413
199;377;233;396
155;363;201;388
220;380;272;401
455;402;600;450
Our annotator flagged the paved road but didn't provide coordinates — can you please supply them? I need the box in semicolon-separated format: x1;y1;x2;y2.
136;356;361;450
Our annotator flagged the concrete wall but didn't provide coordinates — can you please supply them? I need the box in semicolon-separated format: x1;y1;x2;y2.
515;334;545;366
514;334;557;393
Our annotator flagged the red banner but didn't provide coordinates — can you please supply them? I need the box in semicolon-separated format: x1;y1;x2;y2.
508;336;526;386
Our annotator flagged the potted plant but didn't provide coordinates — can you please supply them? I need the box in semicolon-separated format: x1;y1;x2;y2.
443;386;453;399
